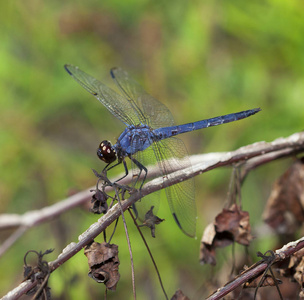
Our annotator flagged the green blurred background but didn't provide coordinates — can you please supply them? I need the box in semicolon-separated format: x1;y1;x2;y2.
1;0;304;299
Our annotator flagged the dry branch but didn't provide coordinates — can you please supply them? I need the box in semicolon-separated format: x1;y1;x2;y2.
207;237;304;300
1;131;304;299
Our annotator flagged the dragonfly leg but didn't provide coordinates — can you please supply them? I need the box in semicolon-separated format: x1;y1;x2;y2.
130;157;148;220
116;159;129;182
131;158;147;190
105;159;130;182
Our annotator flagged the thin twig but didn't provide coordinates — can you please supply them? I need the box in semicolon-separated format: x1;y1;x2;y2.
0;226;28;257
114;188;136;300
128;209;169;300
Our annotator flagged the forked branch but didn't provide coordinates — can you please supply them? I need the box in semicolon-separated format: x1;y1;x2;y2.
1;131;304;299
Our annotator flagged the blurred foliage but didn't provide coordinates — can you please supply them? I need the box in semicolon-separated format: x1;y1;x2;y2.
1;0;304;299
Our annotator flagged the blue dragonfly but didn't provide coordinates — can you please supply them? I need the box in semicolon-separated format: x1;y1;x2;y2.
65;65;260;237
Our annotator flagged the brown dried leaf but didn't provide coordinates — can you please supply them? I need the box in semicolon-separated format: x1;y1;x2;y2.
244;274;282;288
23;249;53;299
215;204;253;246
171;289;190;300
284;248;304;272
138;206;164;238
90;188;109;214
200;204;253;265
199;241;217;266
276;247;304;298
263;159;304;235
294;257;304;288
84;241;120;290
201;223;217;246
200;222;236;265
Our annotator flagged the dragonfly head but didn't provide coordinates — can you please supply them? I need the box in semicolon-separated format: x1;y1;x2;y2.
97;140;117;164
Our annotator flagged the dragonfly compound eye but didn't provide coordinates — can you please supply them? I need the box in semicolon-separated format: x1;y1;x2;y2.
97;140;117;163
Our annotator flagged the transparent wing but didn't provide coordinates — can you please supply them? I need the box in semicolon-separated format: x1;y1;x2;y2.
152;137;196;237
130;140;161;221
131;135;196;237
111;68;175;129
65;65;141;126
65;65;196;235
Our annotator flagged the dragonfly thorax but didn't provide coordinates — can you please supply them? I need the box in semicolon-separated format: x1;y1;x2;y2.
97;140;117;163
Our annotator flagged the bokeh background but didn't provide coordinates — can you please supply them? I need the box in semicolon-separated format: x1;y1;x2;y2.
1;1;304;299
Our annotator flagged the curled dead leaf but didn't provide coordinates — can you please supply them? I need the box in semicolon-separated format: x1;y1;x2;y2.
244;274;282;288
200;204;253;265
138;206;164;238
23;249;54;299
84;241;120;290
171;289;190;300
294;257;304;289
263;159;304;235
215;204;253;246
90;187;109;214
